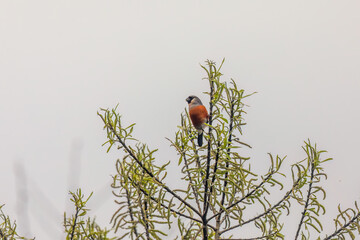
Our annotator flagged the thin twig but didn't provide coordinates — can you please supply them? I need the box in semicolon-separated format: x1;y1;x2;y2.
207;141;221;206
125;188;138;238
220;230;279;240
217;97;235;233
203;61;215;240
323;211;360;240
294;157;315;240
183;221;195;239
0;229;7;240
140;199;150;240
182;144;203;215
70;205;80;240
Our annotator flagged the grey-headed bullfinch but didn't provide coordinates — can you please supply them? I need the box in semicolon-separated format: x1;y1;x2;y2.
186;95;209;147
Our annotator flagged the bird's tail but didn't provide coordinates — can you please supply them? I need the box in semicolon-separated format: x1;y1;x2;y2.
198;132;203;147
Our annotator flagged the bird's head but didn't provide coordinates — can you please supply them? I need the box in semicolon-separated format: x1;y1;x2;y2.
186;95;203;105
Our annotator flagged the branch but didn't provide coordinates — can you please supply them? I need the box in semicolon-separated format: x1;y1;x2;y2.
219;177;301;235
207;141;221;208
323;210;360;240
0;229;5;240
125;188;138;238
203;61;215;219
140;200;150;240
166;136;202;215
202;60;216;240
182;145;203;215
100;113;201;218
127;176;216;231
217;97;235;229
220;230;280;240
70;205;80;240
208;172;274;222
294;156;315;240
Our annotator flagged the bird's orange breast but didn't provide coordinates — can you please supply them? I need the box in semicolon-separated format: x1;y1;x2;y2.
189;105;209;130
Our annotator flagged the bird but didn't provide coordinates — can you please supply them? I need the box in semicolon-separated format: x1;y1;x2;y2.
186;95;209;147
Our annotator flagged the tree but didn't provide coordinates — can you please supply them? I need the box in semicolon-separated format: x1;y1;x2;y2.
96;60;360;239
1;60;360;240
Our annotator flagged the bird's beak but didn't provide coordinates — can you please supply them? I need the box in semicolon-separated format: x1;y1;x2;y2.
186;97;191;103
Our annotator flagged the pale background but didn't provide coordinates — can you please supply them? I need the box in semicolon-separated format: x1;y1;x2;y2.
1;1;359;239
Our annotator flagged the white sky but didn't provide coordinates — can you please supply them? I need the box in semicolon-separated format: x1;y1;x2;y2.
1;1;360;239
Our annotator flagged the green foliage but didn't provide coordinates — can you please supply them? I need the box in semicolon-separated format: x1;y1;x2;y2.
292;142;331;239
324;203;360;240
63;189;114;240
97;59;360;239
0;205;33;240
1;59;359;240
98;106;174;240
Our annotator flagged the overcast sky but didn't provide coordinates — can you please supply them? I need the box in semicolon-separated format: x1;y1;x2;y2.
1;1;360;239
